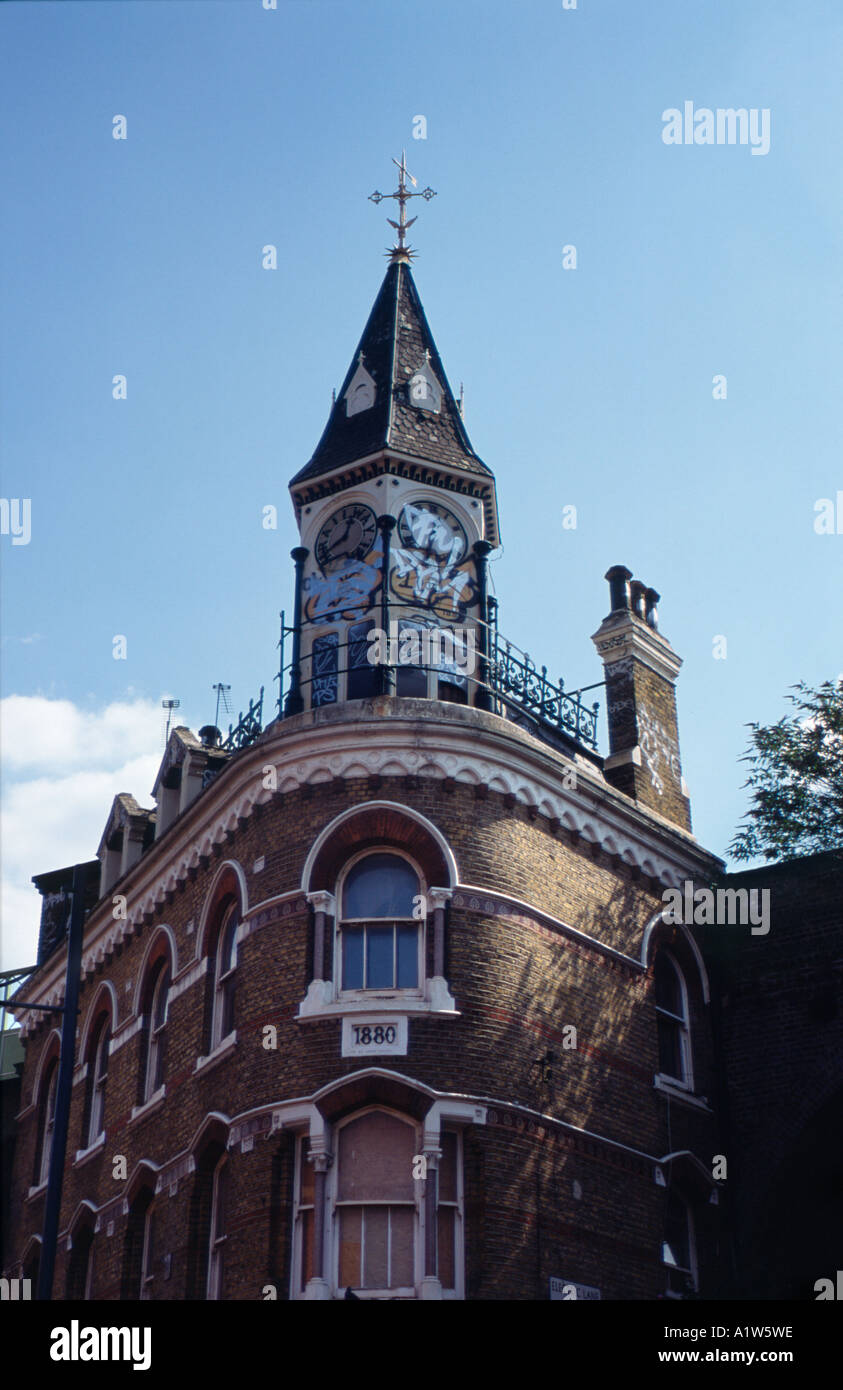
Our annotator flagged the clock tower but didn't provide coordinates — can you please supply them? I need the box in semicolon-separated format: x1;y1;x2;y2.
284;157;499;717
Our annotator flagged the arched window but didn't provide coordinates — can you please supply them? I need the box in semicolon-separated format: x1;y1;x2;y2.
211;905;239;1049
141;959;170;1103
34;1056;58;1188
335;1111;418;1294
662;1188;697;1296
140;1201;156;1299
339;852;421;992
187;1135;228;1298
206;1155;229;1300
654;950;691;1087
121;1183;155;1300
83;1013;111;1148
67;1222;95;1300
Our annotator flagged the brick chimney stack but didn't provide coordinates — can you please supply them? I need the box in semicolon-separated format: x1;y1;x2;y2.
591;566;692;832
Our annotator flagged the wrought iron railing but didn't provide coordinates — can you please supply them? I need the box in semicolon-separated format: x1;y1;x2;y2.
221;688;264;752
212;611;602;763
276;604;602;753
487;629;602;750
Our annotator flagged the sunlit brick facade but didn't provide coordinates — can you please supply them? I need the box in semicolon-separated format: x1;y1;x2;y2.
5;226;729;1301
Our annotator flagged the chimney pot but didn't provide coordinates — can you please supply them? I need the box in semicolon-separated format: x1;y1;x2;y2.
630;580;647;621
605;566;632;613
644;587;660;631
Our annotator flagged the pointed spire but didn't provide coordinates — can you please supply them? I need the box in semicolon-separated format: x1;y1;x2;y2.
289;260;491;489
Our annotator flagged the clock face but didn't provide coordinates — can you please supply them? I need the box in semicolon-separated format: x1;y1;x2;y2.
391;500;477;621
396;501;467;562
315;503;378;574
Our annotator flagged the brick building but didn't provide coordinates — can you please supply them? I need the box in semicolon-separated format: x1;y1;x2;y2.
5;175;731;1302
699;849;843;1300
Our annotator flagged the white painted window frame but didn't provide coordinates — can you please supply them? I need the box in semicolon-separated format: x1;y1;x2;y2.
654;948;693;1091
206;1155;228;1301
143;964;170;1103
334;849;426;1003
86;1020;110;1148
211;905;239;1051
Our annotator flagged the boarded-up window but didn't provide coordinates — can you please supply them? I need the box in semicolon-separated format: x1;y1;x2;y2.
336;1112;417;1291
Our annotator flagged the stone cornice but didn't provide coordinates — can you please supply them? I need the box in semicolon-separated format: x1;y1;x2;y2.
14;700;720;1026
591;614;683;684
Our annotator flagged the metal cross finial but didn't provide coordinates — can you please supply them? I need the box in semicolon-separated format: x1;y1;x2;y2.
369;150;436;262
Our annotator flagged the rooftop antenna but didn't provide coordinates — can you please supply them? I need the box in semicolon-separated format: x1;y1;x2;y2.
162;698;180;745
213;682;232;727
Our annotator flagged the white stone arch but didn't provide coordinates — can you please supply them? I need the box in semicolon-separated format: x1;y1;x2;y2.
78;980;120;1060
67;1197;99;1239
188;1110;231;1158
20;1232;42;1275
31;1027;62;1104
195;858;249;963
641;908;710;1005
312;1066;437;1107
131;925;179;1019
124;1158;161;1206
301;800;459;893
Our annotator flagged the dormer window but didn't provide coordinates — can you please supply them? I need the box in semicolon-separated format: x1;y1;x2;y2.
408;355;441;414
345;355;376;417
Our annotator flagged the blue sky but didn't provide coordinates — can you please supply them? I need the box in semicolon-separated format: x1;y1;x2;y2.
1;0;841;968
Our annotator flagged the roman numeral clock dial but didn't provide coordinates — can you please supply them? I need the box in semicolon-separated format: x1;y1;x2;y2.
315;504;378;573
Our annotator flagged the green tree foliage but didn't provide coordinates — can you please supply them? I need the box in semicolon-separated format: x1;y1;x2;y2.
730;679;843;862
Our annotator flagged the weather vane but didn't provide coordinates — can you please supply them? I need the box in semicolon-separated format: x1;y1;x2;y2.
369;151;436;262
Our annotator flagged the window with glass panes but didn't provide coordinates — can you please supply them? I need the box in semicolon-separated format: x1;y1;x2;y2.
340;853;421;991
437;1131;459;1291
346;620;378;700
140;1202;156;1300
143;961;170;1101
213;906;238;1046
662;1189;696;1293
655;951;690;1085
86;1015;110;1146
296;1140;316;1293
206;1156;229;1300
311;632;339;706
36;1059;58;1187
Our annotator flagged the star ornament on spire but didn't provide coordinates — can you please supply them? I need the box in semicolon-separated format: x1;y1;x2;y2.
369;151;436;263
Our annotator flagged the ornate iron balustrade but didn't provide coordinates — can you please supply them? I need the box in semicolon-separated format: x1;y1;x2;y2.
488;632;601;750
221;688;264;751
276;605;602;754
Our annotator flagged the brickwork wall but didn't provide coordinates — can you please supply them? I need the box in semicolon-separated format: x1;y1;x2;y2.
700;850;843;1298
6;772;720;1300
604;656;692;832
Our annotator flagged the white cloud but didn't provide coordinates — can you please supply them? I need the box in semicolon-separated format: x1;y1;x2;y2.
0;697;164;972
0;695;165;775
